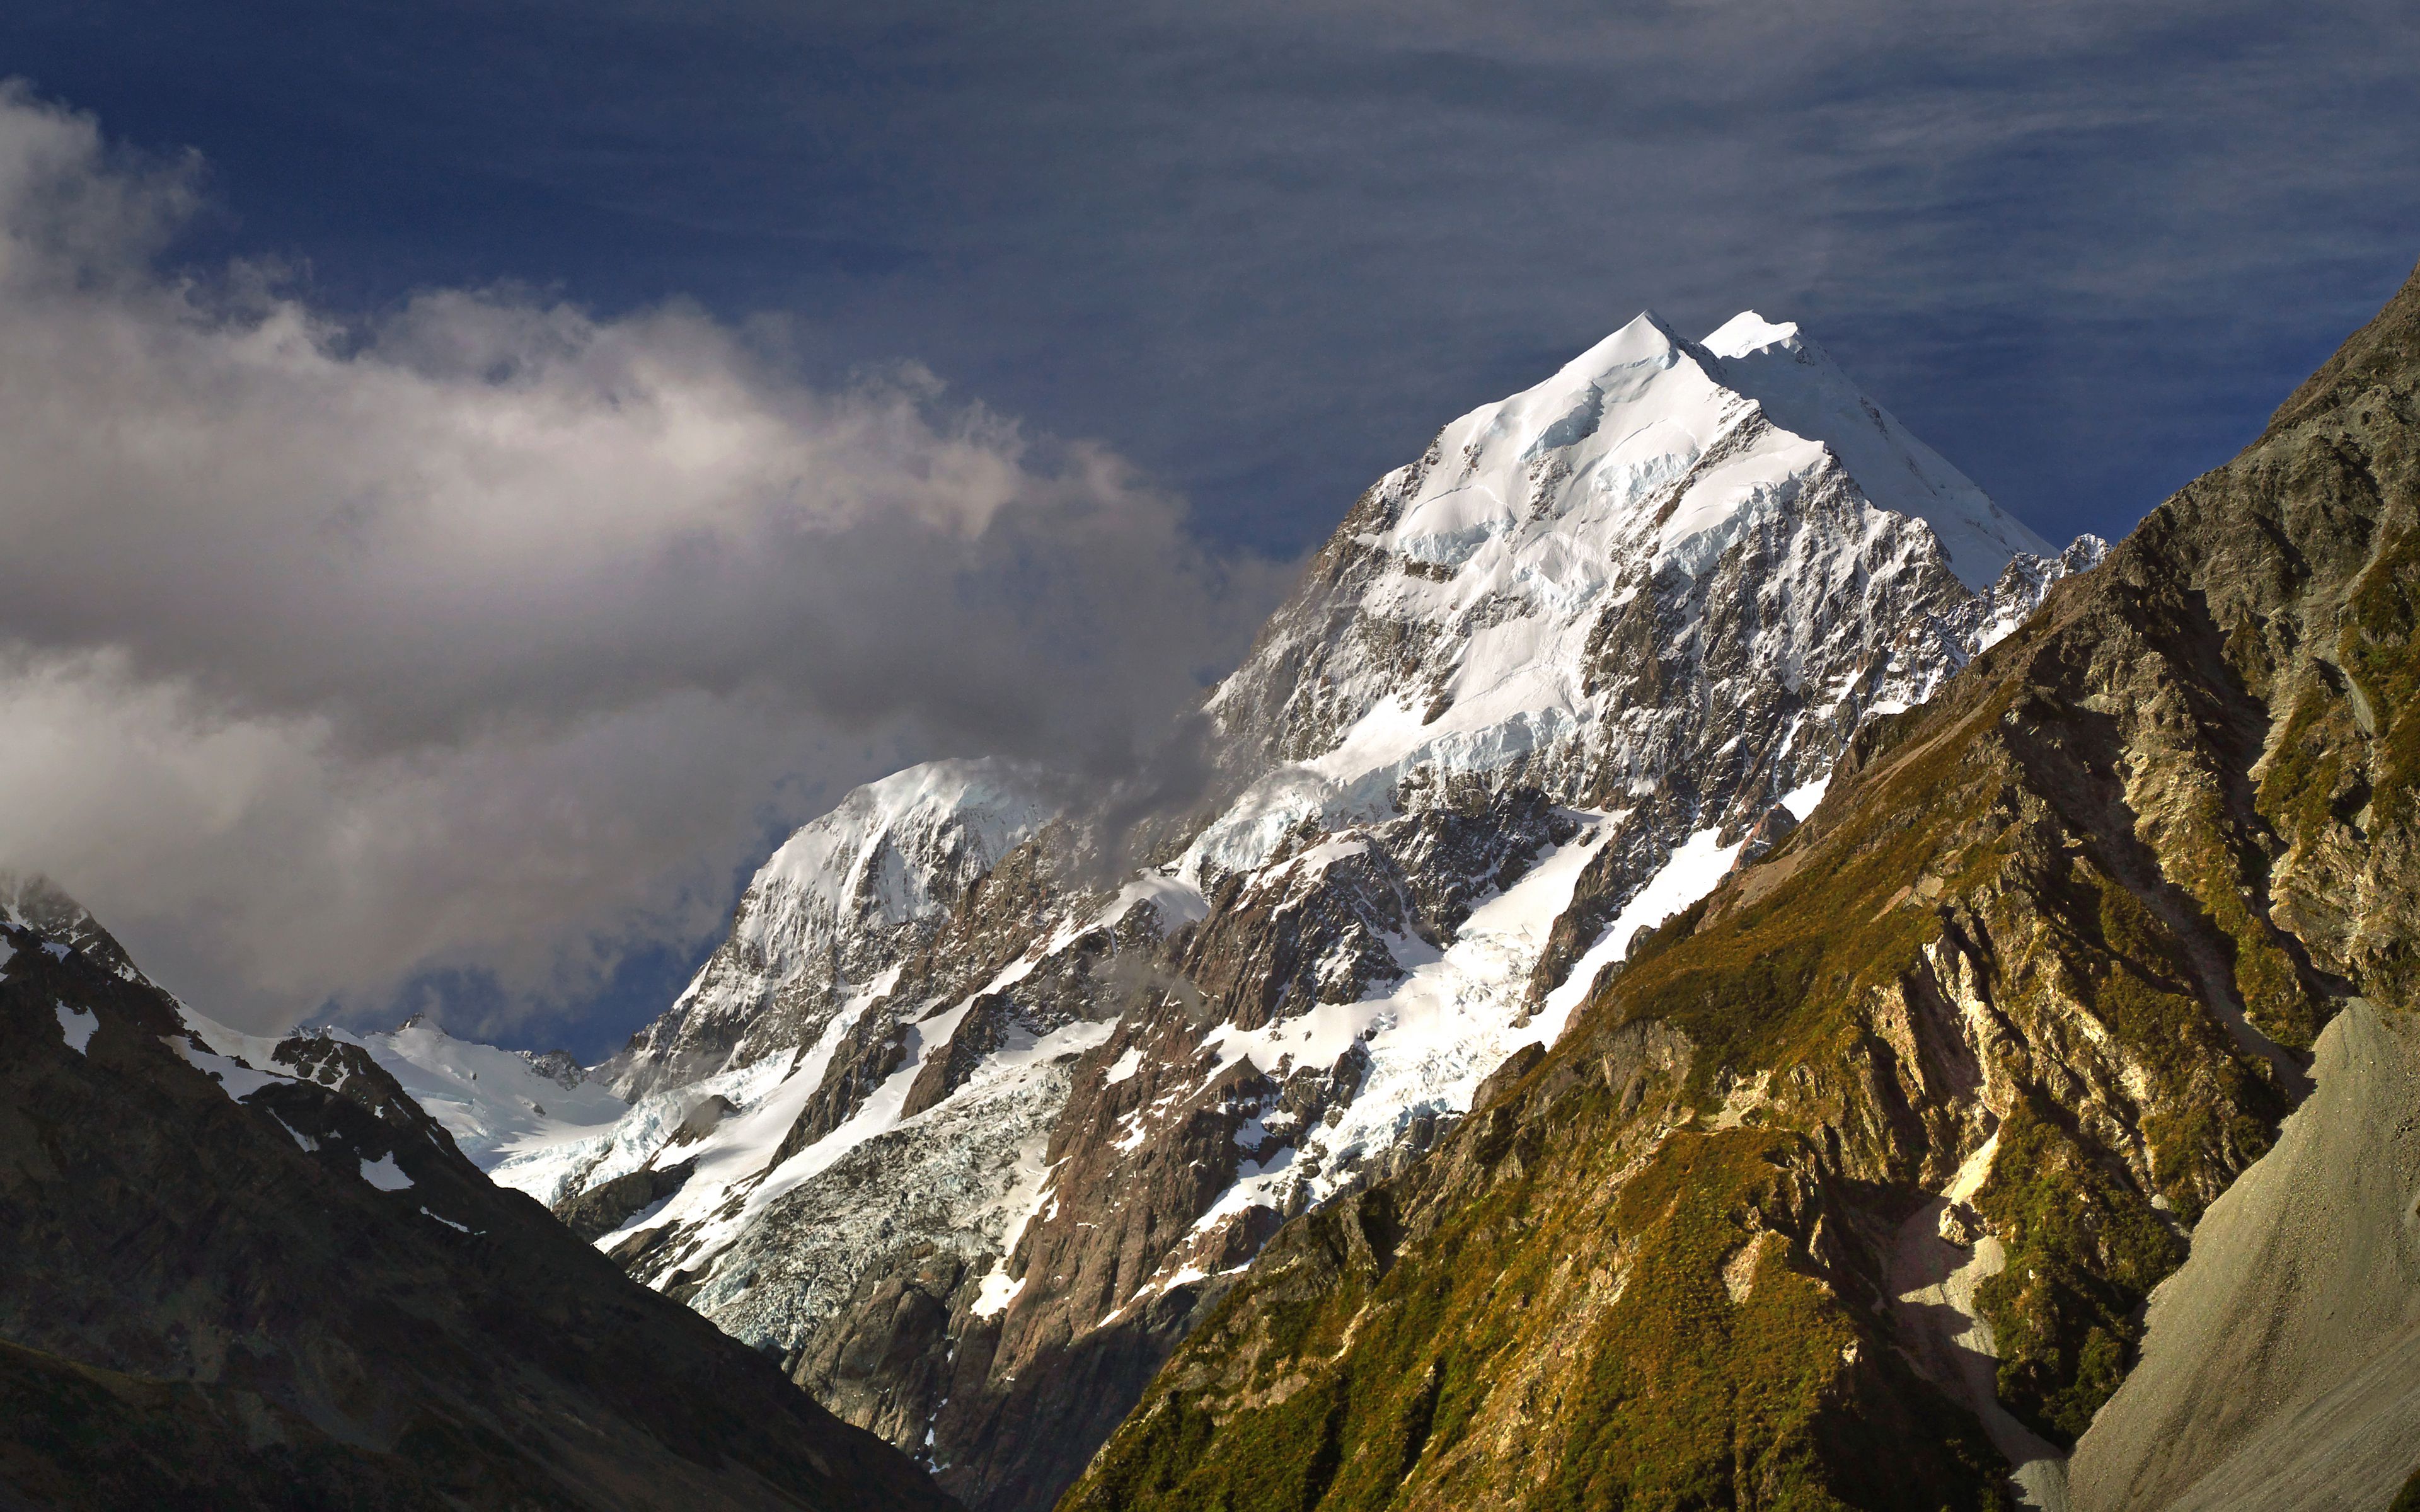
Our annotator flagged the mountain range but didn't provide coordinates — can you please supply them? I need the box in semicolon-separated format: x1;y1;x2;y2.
8;260;2417;1511
1063;263;2420;1511
369;306;2107;1509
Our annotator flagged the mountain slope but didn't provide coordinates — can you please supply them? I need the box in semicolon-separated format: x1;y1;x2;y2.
0;884;954;1511
2060;260;2420;1512
2065;999;2420;1512
353;1014;632;1168
483;310;2094;1511
1061;261;2420;1511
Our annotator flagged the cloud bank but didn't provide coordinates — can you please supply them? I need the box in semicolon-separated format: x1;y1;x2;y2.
0;84;1279;1034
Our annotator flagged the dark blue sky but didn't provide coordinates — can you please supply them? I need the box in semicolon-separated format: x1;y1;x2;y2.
16;1;2418;560
7;1;2416;1056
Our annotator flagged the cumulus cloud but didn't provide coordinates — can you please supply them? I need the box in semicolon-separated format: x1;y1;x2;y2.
0;84;1282;1033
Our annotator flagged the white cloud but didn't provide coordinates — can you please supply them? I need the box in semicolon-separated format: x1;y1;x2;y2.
0;83;1280;1032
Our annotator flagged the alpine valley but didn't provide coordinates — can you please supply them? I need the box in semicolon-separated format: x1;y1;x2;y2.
14;263;2419;1512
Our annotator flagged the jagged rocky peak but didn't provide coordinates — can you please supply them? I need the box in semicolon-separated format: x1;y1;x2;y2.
1187;306;2090;883
599;756;1064;1099
0;869;152;987
519;1047;589;1087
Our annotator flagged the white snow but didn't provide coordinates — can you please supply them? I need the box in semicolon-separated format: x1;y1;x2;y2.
166;1006;299;1102
739;1000;980;1220
1538;826;1745;1031
268;1111;320;1152
733;1007;1118;1234
1779;776;1832;822
1703;311;2053;590
754;760;1055;925
556;942;1124;1297
492;968;901;1210
177;1005;297;1076
1185;309;2053;883
607;758;1063;1102
357;1153;414;1191
968;1136;1059;1319
614;963;1122;1286
1192;811;1654;1219
350;1017;627;1169
53;1000;96;1055
593;983;1117;1331
1097;871;1211;934
1102;1046;1145;1085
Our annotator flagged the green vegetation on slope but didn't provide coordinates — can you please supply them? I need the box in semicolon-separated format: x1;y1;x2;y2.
1969;1096;2184;1445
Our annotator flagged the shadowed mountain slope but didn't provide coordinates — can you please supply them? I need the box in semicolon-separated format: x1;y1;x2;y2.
0;879;955;1512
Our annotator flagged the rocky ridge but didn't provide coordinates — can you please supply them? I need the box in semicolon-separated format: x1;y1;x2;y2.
466;311;2097;1511
1061;261;2420;1509
0;881;953;1510
598;758;1063;1104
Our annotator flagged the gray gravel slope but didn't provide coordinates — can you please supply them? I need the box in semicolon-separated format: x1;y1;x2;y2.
2070;999;2420;1512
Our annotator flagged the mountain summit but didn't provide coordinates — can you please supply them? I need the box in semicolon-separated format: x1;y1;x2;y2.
1702;311;2052;588
382;312;2098;1511
1186;306;2077;886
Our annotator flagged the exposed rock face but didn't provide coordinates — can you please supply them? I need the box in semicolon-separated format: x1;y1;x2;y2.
1061;262;2420;1509
558;1155;700;1242
522;1048;591;1088
485;311;2096;1511
0;886;952;1511
596;758;1063;1102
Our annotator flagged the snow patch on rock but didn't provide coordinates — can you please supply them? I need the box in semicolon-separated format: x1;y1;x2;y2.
54;1000;96;1055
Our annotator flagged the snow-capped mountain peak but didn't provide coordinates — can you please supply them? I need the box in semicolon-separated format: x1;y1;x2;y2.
1180;310;2073;887
597;756;1063;1101
751;759;1059;937
414;309;2105;1512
